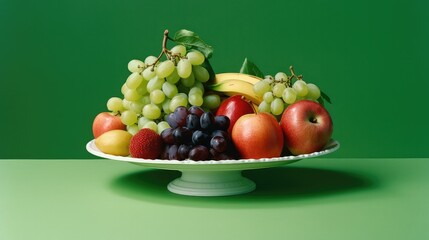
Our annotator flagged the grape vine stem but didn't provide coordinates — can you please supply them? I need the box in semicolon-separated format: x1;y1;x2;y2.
151;29;171;70
285;66;304;87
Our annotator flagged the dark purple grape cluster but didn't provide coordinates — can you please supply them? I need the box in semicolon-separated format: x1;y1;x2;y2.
160;106;236;161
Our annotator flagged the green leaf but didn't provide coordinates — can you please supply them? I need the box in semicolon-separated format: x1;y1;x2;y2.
173;29;214;58
239;58;264;78
321;91;332;104
317;96;325;106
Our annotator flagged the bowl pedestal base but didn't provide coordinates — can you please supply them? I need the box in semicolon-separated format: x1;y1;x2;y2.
167;170;256;196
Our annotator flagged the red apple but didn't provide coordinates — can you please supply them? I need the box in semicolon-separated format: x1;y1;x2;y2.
216;95;255;134
231;112;284;159
92;112;126;138
280;100;333;155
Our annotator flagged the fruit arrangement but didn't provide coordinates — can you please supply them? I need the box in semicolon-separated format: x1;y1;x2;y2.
91;29;334;161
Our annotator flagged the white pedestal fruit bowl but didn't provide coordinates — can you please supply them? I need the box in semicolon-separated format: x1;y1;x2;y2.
86;139;339;197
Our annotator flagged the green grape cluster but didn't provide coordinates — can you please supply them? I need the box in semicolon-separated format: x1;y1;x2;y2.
253;68;321;116
106;43;220;136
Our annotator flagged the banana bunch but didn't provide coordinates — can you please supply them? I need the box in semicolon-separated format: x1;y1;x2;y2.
206;73;263;104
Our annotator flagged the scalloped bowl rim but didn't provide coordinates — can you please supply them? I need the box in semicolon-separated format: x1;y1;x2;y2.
86;139;339;169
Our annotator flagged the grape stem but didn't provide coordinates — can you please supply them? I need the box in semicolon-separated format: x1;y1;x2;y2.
268;66;304;87
284;66;303;87
150;29;171;71
149;29;187;70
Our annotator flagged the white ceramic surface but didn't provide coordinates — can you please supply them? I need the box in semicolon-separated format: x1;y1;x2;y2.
86;139;339;196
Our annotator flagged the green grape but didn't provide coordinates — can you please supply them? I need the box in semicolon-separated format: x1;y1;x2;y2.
121;110;138;125
274;72;288;81
147;76;165;93
253;80;271;97
142;67;156;80
272;83;286;98
130;101;144;114
186;50;205;65
162;98;172;114
296;95;305;101
141;95;151;105
144;56;157;66
170;94;188;112
270;98;285;115
193;65;210;82
177;59;192;78
264;75;274;81
107;97;124;112
263;78;274;85
188;93;203;106
180;72;195;87
157;121;170;134
162;81;178;99
263;92;274;103
156;60;175;79
138;116;151;129
150;89;165;104
166;68;180;84
122;99;132;110
171;45;186;56
127;124;139;135
143;121;158;132
193;81;205;94
175;93;187;99
306;83;321;100
126;72;144;89
124;89;142;101
128;59;145;73
282;87;297;104
189;86;203;96
121;83;129;96
293;80;308;97
258;101;271;113
155;101;164;110
142;104;161;120
135;80;148;96
202;94;221;109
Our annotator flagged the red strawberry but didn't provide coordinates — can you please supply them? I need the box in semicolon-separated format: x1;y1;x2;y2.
129;128;164;159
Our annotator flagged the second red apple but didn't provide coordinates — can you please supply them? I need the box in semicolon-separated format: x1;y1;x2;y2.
232;113;284;159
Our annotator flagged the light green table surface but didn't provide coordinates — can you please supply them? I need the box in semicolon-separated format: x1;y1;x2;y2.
1;158;428;240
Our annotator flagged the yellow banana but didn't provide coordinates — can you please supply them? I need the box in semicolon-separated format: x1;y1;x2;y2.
206;79;262;105
214;73;262;85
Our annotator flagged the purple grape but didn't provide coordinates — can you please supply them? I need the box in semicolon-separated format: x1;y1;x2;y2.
209;148;219;160
168;145;179;160
200;111;215;130
192;130;210;146
178;144;191;160
188;145;209;161
173;127;193;144
166;113;179;129
186;114;200;130
161;128;175;145
214;115;230;131
174;106;188;127
211;130;229;140
210;136;227;153
160;145;170;159
189;106;204;117
217;153;233;160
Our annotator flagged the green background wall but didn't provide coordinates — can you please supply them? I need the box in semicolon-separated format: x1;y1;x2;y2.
1;0;428;158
